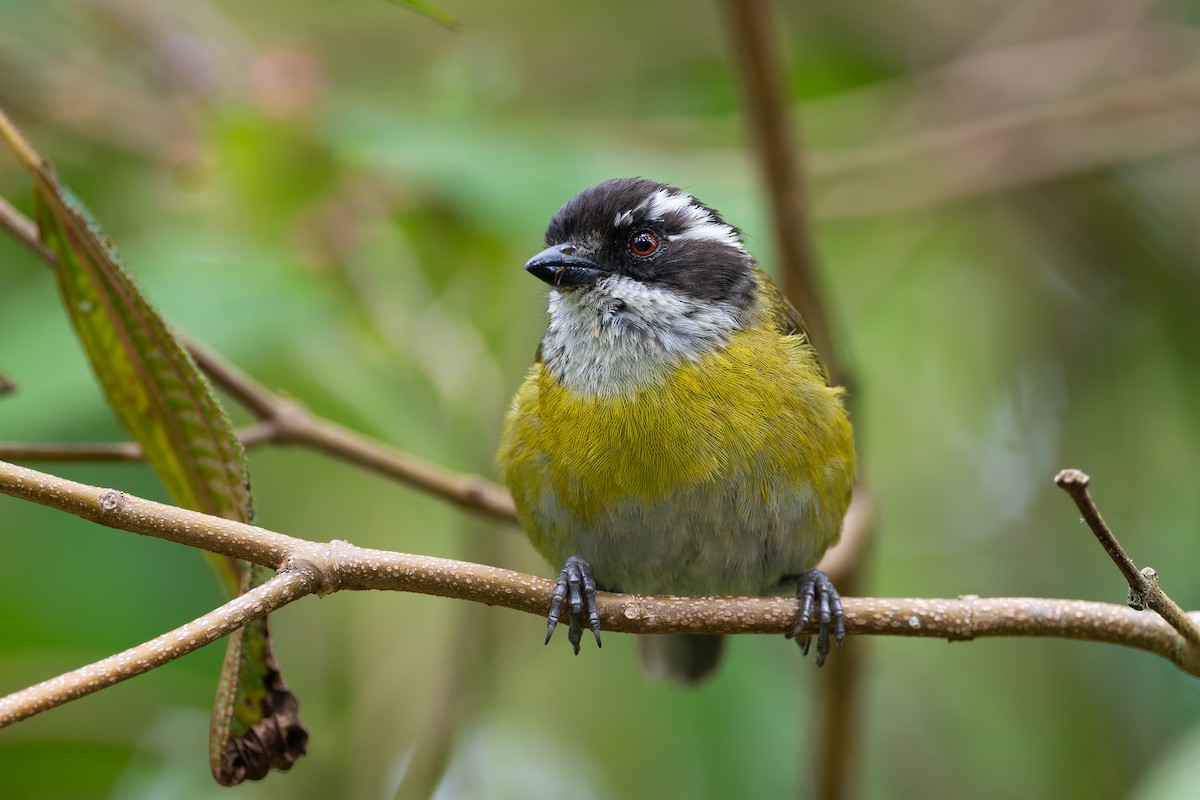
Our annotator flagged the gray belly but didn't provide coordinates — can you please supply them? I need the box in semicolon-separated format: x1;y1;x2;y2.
530;476;839;596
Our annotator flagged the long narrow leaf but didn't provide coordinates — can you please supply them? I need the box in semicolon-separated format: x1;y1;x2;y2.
29;162;306;785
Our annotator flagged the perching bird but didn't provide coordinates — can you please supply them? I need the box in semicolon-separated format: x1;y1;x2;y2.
497;178;855;685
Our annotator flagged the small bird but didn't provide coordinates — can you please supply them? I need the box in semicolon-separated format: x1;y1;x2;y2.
498;178;855;685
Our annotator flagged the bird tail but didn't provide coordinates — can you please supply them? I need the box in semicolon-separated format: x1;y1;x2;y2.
636;634;725;687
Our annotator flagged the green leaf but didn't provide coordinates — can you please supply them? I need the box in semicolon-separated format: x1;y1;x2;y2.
383;0;461;31
29;162;306;785
34;181;249;587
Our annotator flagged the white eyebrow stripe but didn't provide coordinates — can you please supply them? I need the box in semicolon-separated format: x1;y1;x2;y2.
614;209;633;226
643;189;708;224
668;221;743;249
636;187;745;250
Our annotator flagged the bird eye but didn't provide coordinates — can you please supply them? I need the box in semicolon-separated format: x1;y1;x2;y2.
629;231;660;257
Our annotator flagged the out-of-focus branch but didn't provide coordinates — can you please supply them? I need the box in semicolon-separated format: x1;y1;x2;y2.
0;195;54;267
0;424;275;463
0;371;15;396
3;459;1199;731
719;0;842;387
274;402;516;521
719;5;868;797
811;487;875;800
812;64;1200;220
815;485;875;589
182;339;515;520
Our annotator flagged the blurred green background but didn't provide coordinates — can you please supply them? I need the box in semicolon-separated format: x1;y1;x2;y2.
3;1;1200;797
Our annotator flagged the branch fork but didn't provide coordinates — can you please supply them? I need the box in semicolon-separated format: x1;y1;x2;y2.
1055;468;1200;669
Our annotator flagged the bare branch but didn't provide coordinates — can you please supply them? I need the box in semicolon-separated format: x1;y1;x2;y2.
0;441;146;462
183;338;281;421
0;569;319;727
276;405;516;521
0;424;276;463
3;454;1200;737
1056;469;1200;651
0;195;55;268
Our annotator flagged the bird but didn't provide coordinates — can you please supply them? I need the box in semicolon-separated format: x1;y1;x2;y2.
497;178;855;686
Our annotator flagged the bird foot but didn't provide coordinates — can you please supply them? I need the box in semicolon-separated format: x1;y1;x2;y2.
785;568;845;667
546;555;602;654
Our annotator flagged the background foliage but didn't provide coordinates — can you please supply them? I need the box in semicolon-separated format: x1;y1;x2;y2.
3;1;1200;797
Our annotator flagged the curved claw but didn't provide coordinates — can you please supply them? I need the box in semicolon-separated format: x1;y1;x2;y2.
545;556;602;653
788;568;844;668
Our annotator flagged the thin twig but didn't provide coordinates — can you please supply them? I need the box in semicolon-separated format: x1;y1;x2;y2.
0;569;319;727
0;195;55;267
183;339;280;421
0;441;146;462
1055;468;1200;650
0;424;277;463
282;409;516;522
0;105;44;173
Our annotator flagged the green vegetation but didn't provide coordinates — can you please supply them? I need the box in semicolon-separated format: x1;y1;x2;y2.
2;2;1199;797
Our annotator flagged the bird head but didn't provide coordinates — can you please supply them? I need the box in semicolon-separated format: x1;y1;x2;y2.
526;177;755;310
526;179;764;394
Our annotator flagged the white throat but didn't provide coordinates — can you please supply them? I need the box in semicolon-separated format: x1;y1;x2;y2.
539;274;740;397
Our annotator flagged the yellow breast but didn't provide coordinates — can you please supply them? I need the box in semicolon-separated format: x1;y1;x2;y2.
499;325;855;584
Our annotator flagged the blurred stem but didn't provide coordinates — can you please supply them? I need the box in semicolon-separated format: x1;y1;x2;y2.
813;59;1200;221
0;195;55;267
0;105;43;173
0;424;275;462
719;0;841;387
394;521;498;800
4;457;1200;731
812;488;876;800
720;4;866;797
393;604;480;800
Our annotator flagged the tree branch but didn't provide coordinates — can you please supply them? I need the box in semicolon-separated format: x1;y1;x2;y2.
0;424;276;463
2;457;1199;732
0;569;318;727
0;194;55;268
1056;469;1200;650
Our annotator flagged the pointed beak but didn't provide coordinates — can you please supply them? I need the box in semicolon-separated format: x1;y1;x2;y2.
524;244;605;288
